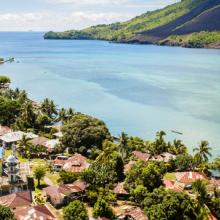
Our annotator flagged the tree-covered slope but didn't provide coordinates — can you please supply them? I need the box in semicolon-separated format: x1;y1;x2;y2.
44;0;220;48
44;0;206;41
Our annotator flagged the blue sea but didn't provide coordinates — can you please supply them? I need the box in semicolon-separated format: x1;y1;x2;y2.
0;32;220;156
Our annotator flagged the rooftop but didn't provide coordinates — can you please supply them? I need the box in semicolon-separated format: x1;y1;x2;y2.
132;151;151;161
113;182;129;195
0;191;32;209
175;172;207;184
14;205;55;220
0;131;38;143
54;153;90;173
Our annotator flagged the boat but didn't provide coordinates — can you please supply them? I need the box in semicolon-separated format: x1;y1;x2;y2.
171;130;183;135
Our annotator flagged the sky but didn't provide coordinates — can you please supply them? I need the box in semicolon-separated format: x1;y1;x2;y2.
0;0;179;31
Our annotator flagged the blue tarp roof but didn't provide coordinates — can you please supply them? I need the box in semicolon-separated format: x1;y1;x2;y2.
0;147;3;160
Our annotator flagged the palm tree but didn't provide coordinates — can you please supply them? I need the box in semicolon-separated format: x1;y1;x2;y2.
56;108;68;123
193;141;212;165
17;135;32;158
170;139;187;155
118;132;129;160
41;98;57;120
97;140;117;163
192;179;209;220
156;130;166;142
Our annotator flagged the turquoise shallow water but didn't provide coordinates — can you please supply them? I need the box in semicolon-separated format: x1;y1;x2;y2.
0;32;220;156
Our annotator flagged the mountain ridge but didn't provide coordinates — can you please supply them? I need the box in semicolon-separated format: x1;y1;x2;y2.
44;0;220;48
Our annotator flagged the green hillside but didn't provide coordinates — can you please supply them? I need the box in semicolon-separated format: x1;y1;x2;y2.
44;0;205;41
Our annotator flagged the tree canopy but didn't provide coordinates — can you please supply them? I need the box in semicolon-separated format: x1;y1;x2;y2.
0;76;11;84
63;200;89;220
125;160;164;192
61;113;111;154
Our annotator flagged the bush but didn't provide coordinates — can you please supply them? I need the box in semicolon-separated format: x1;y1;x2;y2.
0;76;11;84
0;205;15;220
63;200;89;220
93;197;115;219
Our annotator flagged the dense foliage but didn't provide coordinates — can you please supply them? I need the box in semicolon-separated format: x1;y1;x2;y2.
63;200;89;220
0;75;11;84
59;170;79;184
125;160;164;192
82;146;124;187
61;113;111;154
161;31;220;48
143;187;197;220
0;205;15;220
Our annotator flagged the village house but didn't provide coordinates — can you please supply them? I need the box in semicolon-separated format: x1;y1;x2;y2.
0;191;32;209
30;136;59;153
43;180;88;208
13;205;55;220
53;155;69;171
132;151;176;163
113;182;129;200
132;151;151;161
0;131;38;148
175;171;207;189
151;152;176;163
53;153;90;172
116;205;148;220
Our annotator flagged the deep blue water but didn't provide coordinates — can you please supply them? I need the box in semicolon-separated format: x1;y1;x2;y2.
0;32;220;155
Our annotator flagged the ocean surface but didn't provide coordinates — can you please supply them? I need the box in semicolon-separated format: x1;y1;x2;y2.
0;32;220;156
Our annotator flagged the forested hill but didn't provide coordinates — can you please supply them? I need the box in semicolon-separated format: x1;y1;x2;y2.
44;0;220;48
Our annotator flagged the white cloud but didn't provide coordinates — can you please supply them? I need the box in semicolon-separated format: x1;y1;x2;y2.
47;0;128;5
0;11;132;31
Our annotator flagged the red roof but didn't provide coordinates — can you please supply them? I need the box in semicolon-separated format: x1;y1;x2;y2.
63;153;90;173
0;191;32;209
132;151;151;161
163;180;184;192
43;180;88;204
113;182;129;195
14;205;55;220
175;172;207;184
